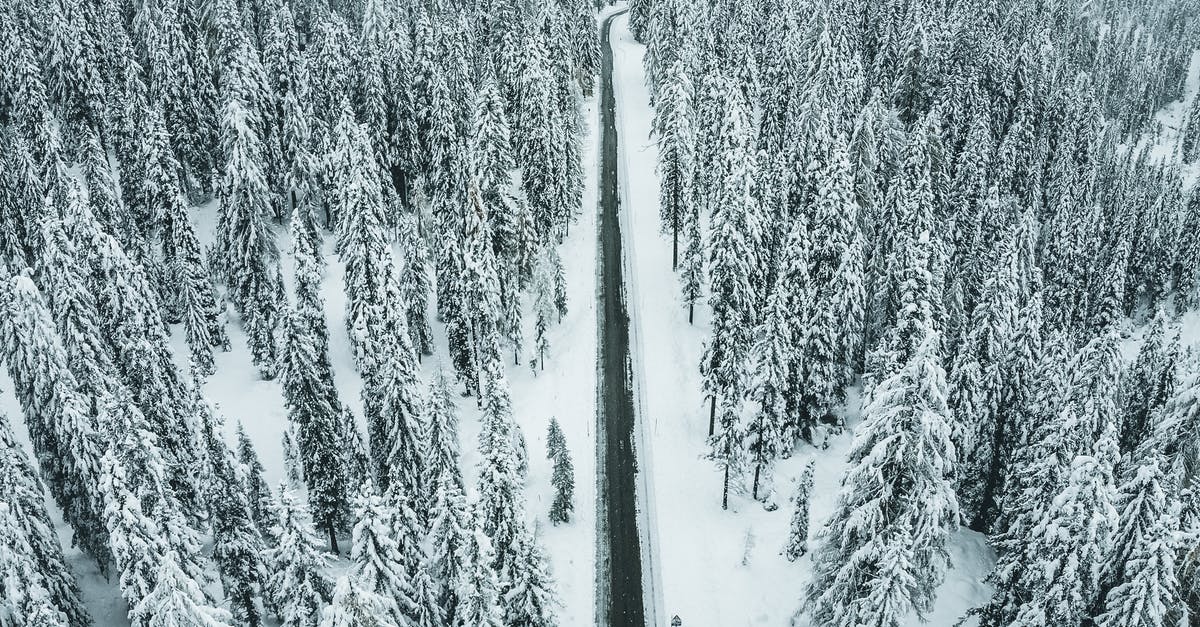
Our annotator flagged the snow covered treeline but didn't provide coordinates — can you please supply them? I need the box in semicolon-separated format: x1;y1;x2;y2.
634;0;1200;623
0;0;598;623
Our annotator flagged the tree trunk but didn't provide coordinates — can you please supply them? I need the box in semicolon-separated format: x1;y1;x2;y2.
752;463;761;500
708;395;717;436
689;302;694;325
721;465;730;510
470;321;482;405
671;186;679;270
327;525;339;555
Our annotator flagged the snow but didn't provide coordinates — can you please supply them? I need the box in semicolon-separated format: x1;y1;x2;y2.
1132;50;1200;188
610;13;996;625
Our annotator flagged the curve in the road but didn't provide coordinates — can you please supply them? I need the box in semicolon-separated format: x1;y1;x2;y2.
595;8;647;627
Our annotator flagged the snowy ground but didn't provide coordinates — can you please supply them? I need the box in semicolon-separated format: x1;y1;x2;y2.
0;86;601;627
610;13;995;625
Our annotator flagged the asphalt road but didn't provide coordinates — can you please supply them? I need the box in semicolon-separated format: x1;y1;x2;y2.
595;8;646;627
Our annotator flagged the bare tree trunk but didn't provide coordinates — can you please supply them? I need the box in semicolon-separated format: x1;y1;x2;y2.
327;525;339;555
708;395;717;436
722;465;730;510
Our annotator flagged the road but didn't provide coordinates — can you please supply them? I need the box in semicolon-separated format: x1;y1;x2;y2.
595;8;647;627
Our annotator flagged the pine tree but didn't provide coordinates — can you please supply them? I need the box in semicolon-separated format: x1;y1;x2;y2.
235;423;276;535
217;97;283;379
1096;513;1180;627
504;531;559;627
199;401;266;627
319;575;399;627
282;424;304;490
531;244;556;371
707;395;744;510
804;333;957;625
784;461;814;561
0;410;90;626
546;418;565;460
161;172;229;377
1;270;111;566
746;282;792;500
972;333;1122;626
424;373;465;498
550;245;568;321
334;104;391;376
1121;312;1177;455
426;472;472;623
453;528;506;627
475;355;527;579
701;94;759;436
653;59;694;269
0;503;71;627
280;302;351;553
1009;453;1119;625
346;483;418;626
1096;448;1179;627
549;424;575;525
131;551;232;627
802;131;865;421
398;215;433;358
363;269;425;505
679;204;703;323
264;489;332;627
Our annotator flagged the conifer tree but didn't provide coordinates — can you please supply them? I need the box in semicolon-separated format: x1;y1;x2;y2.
364;266;425;506
475;355;527;579
280;302;351;553
680;203;704;324
972;333;1122;626
0;410;90;626
453;528;506;627
1097;448;1179;626
346;483;418;626
1096;513;1179;627
701;95;759;436
775;217;814;443
424;373;465;497
747;282;792;500
426;472;472;623
804;333;957;625
235;423;275;535
2;270;110;566
550;245;568;321
217;97;283;379
802;131;865;421
130;551;232;627
319;575;399;627
161;175;229;377
334;105;391;375
398;215;433;358
654;59;694;269
531;244;556;371
549;424;575;525
784;461;814;561
0;501;71;627
199;402;266;627
264;489;332;627
504;530;559;627
1121;312;1177;455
